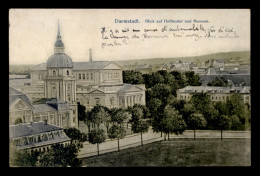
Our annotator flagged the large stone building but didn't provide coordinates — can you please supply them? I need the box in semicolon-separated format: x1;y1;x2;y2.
21;22;146;111
176;86;251;106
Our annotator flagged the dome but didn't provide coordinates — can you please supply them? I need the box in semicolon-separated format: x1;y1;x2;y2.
47;53;73;68
54;40;64;47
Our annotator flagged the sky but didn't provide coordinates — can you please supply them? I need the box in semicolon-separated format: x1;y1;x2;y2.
9;9;250;65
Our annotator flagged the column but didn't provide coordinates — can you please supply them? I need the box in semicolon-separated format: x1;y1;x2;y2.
124;96;127;107
131;96;134;106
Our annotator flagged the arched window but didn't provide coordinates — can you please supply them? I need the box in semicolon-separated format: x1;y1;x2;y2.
67;70;69;75
53;70;56;76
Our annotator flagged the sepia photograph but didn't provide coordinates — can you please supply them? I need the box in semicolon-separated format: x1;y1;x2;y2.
9;9;250;167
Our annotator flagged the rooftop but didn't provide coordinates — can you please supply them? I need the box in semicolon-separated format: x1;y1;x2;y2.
9;122;62;139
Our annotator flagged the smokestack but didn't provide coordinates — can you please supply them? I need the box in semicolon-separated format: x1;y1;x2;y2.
89;49;92;63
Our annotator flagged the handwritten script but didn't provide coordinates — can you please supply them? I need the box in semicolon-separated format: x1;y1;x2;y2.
100;24;239;48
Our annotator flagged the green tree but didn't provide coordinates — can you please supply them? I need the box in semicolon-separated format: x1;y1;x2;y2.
88;129;106;156
128;104;150;146
64;128;88;150
123;70;144;84
9;142;39;167
14;118;23;125
160;105;187;140
87;105;111;129
214;114;231;140
108;124;126;151
187;113;207;140
37;143;82;167
184;71;202;86
77;102;87;121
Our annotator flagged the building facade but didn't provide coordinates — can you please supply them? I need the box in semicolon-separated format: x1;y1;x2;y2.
176;86;251;105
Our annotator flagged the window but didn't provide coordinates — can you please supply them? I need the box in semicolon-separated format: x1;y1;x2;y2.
91;73;93;80
67;70;69;75
53;70;56;76
79;74;81;79
95;98;100;105
73;117;75;123
83;74;85;79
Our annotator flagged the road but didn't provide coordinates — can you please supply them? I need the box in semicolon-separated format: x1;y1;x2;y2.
77;128;250;159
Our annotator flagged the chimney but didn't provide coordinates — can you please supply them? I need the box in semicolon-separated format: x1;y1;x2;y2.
89;49;92;63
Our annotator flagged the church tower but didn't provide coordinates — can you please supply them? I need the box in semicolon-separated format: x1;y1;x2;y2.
44;21;77;103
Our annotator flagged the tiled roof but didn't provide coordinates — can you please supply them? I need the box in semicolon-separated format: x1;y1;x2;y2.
32;98;71;111
9;122;62;139
33;104;57;113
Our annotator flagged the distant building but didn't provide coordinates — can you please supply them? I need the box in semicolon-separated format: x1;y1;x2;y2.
176;86;251;105
10;122;70;154
135;64;153;73
171;60;196;72
212;59;225;68
191;67;208;75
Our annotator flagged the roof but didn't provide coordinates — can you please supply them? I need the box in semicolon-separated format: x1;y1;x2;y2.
118;84;145;92
31;61;113;71
33;104;57;113
47;53;73;68
73;61;111;70
9;122;63;139
9;87;32;108
9;79;31;88
54;39;64;48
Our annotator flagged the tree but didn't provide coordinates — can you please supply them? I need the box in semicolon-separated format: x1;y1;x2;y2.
64;128;88;150
160;105;187;140
128;104;150;146
77;102;87;121
14;118;23;125
108;124;126;151
9;142;39;167
88;129;106;156
207;77;228;87
214;114;231;140
37;143;82;167
184;71;202;86
87;105;111;129
187;113;207;140
123;70;145;84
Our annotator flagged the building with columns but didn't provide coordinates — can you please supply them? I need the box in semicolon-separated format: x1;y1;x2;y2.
20;22;146;112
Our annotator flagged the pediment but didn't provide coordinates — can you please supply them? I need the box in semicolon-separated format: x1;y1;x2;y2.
102;63;122;70
89;89;105;94
10;98;33;110
125;86;144;92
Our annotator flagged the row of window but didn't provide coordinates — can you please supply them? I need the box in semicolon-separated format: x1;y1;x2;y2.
78;73;94;80
180;94;229;101
30;142;69;155
104;72;119;79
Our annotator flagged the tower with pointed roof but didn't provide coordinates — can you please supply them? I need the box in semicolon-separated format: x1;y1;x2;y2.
44;21;77;104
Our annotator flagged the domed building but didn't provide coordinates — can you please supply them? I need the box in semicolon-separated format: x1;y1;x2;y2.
22;21;146;119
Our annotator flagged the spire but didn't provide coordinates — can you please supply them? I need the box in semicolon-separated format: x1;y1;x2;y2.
57;19;61;40
54;19;65;53
89;49;93;62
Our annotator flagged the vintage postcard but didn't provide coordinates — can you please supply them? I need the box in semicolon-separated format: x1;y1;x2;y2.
9;9;250;167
